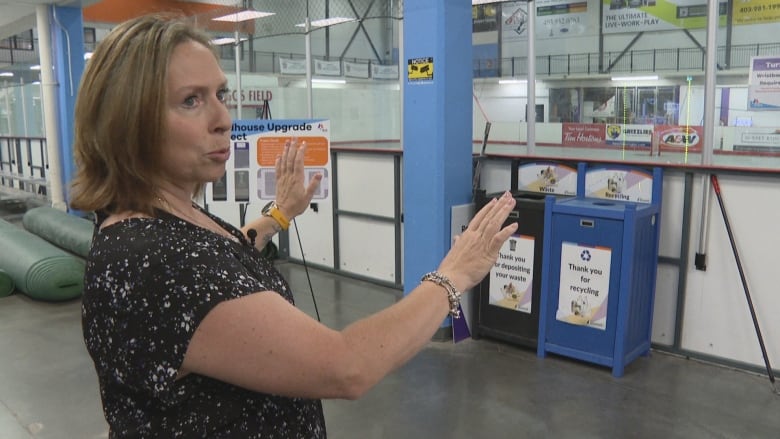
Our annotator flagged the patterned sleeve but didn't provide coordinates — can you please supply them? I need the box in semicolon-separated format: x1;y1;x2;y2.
116;233;264;405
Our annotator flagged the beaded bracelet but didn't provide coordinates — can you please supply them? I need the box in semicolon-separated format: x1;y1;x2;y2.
421;271;462;318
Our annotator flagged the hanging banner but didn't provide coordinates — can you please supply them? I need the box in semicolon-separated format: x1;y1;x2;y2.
314;59;341;76
602;0;728;34
556;242;611;330
748;56;780;110
488;235;535;313
733;0;780;25
344;61;370;78
372;64;399;80
584;167;654;203
517;162;578;195
207;119;331;204
279;58;307;75
501;1;591;44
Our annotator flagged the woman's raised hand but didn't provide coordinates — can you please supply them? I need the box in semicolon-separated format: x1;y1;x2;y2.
436;192;518;293
274;138;323;219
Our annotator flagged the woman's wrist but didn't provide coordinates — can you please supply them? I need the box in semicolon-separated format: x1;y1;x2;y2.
261;201;290;230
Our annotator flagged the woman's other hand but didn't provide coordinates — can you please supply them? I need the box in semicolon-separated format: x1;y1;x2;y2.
437;191;518;292
274;138;323;219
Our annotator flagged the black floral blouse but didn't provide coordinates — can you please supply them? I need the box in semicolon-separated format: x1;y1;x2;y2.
82;207;326;438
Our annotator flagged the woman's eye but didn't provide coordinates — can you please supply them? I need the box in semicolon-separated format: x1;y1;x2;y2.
217;88;229;103
183;95;198;107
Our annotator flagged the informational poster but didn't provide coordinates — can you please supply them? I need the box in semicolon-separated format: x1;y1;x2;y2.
206;119;331;204
488;234;535;313
584;167;654;203
517;162;577;195
556;242;611;330
748;56;780;110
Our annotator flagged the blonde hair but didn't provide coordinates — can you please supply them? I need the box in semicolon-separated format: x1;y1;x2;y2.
70;14;217;215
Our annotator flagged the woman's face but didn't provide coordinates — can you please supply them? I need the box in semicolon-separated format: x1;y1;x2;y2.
160;40;232;193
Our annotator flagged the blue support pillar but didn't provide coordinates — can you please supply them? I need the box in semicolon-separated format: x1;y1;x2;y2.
50;6;84;205
402;1;473;330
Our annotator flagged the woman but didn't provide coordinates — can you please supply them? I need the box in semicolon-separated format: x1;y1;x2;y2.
71;14;518;438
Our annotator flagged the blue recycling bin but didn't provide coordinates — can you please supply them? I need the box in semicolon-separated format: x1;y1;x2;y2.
537;166;662;377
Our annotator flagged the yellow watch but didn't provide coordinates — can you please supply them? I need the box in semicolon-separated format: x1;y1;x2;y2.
262;201;290;230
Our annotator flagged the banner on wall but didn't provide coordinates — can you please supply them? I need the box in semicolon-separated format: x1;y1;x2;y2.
748;56;780;110
733;0;780;25
206;119;331;204
473;3;499;32
602;0;727;34
279;58;307;75
344;61;370;78
372;64;399;80
605;123;653;147
501;1;590;43
314;60;341;76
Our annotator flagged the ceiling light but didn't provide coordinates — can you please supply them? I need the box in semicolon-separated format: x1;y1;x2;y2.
83;52;93;60
212;10;275;22
498;78;527;84
296;17;356;28
30;64;41;70
611;75;659;81
312;78;346;84
211;37;248;46
0;72;13;77
472;0;511;5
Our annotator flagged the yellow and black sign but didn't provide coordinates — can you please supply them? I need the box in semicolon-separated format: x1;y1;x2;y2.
408;57;433;81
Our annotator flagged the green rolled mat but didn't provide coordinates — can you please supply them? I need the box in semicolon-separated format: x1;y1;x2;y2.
0;219;84;301
22;206;94;258
0;269;14;297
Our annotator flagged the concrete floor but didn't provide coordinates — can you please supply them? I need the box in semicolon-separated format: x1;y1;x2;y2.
1;258;779;438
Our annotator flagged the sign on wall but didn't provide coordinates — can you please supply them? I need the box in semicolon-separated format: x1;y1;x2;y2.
748;56;780;110
207;119;331;204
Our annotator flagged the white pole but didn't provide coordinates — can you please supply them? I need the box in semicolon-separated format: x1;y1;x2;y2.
305;16;313;118
695;0;720;267
19;78;29;137
234;29;242;119
36;5;66;210
526;0;536;155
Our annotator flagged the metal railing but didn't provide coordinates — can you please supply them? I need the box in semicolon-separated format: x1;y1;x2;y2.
0;136;48;196
476;42;780;78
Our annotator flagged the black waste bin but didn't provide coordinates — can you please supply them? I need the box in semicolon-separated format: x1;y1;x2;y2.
472;189;549;349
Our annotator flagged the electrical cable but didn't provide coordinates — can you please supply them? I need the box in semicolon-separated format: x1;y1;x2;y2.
292;218;321;322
